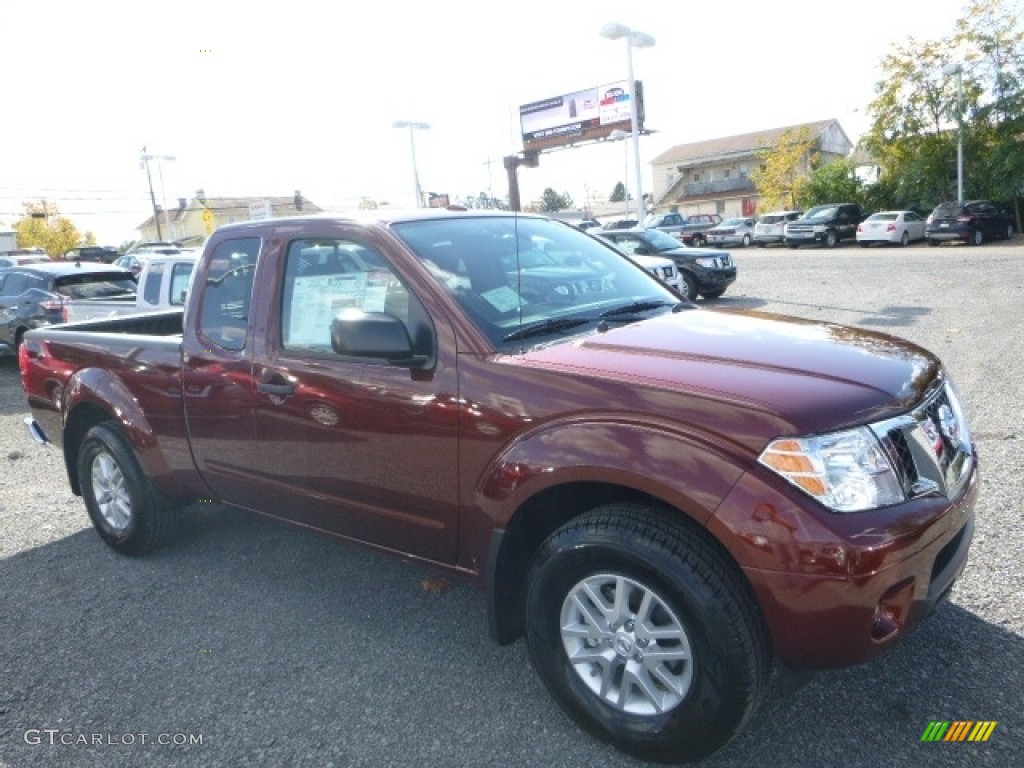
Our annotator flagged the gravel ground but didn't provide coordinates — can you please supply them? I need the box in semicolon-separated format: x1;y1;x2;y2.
1;241;1022;767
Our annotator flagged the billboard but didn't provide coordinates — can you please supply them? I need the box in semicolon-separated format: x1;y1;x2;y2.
519;80;645;152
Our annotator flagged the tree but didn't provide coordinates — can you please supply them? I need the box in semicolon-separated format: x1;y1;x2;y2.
802;158;864;208
609;181;628;203
540;188;574;212
12;201;84;257
863;0;1024;216
749;127;818;211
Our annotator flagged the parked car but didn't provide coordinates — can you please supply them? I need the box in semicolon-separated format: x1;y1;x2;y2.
706;217;757;248
114;246;190;279
575;219;602;232
594;227;737;300
0;250;51;268
785;203;865;248
925;200;1015;246
63;246;120;263
602;217;639;230
0;262;136;354
753;211;803;247
856;211;927;247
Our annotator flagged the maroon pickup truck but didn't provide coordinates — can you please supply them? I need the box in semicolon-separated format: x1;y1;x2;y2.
20;211;977;763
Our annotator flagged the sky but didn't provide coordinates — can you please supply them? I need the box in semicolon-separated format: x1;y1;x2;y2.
0;0;1006;245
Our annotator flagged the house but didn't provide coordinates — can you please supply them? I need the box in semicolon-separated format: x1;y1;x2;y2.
650;119;854;218
136;192;322;245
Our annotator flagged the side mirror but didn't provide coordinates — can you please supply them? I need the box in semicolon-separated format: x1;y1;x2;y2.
330;311;426;367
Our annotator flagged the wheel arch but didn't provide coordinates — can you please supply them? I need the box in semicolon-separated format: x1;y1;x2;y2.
486;481;758;648
62;368;187;500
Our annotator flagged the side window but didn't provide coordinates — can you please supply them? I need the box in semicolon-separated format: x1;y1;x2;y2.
169;263;194;306
280;238;432;360
1;273;29;296
141;261;164;306
198;237;260;351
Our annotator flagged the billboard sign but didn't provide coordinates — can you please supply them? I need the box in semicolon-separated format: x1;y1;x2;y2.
519;80;644;151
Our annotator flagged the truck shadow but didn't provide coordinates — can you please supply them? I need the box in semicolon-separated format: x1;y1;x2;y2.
1;507;1020;768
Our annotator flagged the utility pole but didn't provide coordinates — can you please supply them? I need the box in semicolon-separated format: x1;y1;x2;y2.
140;146;163;240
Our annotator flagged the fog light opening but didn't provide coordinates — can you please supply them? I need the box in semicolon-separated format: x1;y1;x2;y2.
872;578;916;642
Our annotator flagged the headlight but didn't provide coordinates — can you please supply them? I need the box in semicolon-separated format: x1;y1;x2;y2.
758;427;904;512
695;257;718;267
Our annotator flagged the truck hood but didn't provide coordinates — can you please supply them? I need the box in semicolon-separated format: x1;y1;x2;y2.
519;308;941;437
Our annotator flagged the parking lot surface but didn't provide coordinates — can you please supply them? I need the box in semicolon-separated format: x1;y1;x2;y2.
1;242;1022;767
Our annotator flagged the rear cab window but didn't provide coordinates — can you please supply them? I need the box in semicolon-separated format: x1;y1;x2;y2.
197;238;261;351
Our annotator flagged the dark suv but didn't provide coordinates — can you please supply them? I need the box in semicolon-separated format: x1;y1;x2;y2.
925;200;1015;246
63;246;120;263
0;262;136;354
594;227;737;300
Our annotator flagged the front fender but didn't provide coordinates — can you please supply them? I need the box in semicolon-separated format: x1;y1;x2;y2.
477;416;749;529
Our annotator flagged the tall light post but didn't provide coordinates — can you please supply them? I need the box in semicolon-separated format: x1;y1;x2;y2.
140;148;176;240
392;120;430;208
608;129;631;217
941;61;964;206
600;22;655;223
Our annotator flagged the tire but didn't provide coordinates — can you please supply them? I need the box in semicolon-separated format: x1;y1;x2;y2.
824;229;839;248
786;241;799;250
859;241;870;248
691;234;706;247
741;234;751;247
971;229;984;246
678;273;698;301
524;505;771;764
1006;224;1015;241
700;289;726;299
899;231;909;247
928;238;941;247
77;422;177;555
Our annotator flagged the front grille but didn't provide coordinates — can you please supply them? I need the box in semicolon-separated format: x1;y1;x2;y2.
872;379;974;500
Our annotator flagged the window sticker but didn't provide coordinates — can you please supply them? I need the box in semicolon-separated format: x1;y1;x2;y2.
288;272;391;346
480;285;523;313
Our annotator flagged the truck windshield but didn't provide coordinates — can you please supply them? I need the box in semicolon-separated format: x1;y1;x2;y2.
804;206;838;220
392;216;678;350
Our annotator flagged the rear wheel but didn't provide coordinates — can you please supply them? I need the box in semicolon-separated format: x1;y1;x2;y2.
899;231;909;247
971;229;984;246
524;504;771;764
78;422;178;555
741;234;751;247
1006;224;1015;241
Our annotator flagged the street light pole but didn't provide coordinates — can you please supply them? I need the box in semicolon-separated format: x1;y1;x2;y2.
392;120;430;208
609;129;630;217
601;23;655;224
942;61;964;206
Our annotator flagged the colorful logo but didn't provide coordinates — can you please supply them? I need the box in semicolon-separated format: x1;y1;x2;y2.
921;721;997;742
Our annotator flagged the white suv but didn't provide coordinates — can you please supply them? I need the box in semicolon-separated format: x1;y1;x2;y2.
754;210;802;247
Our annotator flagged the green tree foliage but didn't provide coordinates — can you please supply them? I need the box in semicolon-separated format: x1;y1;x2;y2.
802;158;864;208
12;201;83;257
540;188;574;212
749;127;818;210
609;181;627;202
864;0;1023;216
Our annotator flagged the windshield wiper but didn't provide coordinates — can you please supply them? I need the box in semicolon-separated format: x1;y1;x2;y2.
502;316;594;342
600;300;683;318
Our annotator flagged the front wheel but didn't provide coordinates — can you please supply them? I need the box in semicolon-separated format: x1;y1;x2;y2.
78;422;178;555
971;229;984;246
741;234;751;247
525;505;771;764
928;238;941;247
701;289;726;299
824;229;839;248
678;273;698;301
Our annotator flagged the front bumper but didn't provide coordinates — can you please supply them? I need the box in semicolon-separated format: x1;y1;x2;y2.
707;458;978;670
